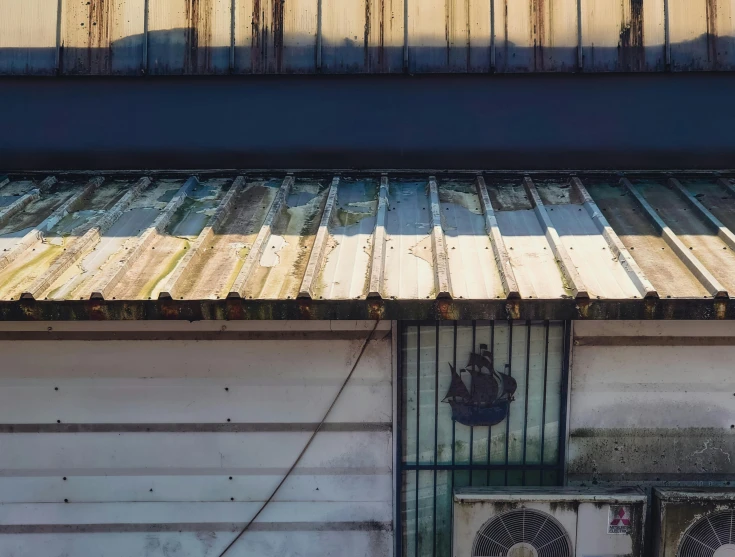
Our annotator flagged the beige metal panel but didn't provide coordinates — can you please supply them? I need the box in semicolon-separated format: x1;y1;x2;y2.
175;179;281;299
108;178;229;300
547;204;641;298
581;0;666;71
714;0;735;69
495;0;533;71
643;0;667;69
382;179;435;299
667;0;735;70
634;179;735;295
314;178;378;300
439;179;504;300
407;0;491;72
581;0;644;70
668;0;710;69
148;0;232;74
321;0;405;72
243;178;329;299
496;0;578;72
586;181;710;298
0;178;104;301
235;0;318;73
0;0;58;75
61;0;146;75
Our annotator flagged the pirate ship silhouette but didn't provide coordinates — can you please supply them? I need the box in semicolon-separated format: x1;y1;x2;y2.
442;344;517;427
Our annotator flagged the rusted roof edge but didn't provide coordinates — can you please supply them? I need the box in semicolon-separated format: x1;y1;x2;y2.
0;298;731;321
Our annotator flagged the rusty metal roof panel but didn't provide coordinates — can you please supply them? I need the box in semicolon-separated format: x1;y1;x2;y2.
2;172;735;309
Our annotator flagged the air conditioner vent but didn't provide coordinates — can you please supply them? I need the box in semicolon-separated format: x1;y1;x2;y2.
473;508;572;557
679;510;735;557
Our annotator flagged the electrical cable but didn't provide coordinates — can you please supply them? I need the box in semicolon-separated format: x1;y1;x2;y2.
216;319;382;556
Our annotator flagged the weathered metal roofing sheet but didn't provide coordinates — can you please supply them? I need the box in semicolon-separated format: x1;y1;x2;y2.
1;0;734;74
2;171;735;320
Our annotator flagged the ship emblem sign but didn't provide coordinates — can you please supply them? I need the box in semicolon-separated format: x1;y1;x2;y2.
442;344;517;427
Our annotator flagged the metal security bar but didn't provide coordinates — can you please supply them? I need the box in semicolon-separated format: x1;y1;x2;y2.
397;320;570;557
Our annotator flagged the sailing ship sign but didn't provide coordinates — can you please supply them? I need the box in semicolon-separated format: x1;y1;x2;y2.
442;344;517;427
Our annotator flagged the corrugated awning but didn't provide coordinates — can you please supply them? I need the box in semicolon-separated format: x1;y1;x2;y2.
1;172;735;320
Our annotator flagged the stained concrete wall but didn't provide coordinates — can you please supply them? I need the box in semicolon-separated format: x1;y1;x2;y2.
568;321;735;487
0;320;393;557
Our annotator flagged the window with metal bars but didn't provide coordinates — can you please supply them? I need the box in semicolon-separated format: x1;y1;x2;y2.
397;320;570;557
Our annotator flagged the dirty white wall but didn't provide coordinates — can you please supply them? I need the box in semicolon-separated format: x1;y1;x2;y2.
568;321;735;487
0;320;393;557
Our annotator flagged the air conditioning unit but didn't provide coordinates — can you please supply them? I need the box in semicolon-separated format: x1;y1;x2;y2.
654;488;735;557
454;487;646;557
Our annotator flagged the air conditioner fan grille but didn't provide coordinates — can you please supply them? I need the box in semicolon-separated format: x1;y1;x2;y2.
473;508;572;557
678;509;735;557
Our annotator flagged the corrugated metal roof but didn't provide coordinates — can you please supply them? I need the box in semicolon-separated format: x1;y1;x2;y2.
1;172;735;310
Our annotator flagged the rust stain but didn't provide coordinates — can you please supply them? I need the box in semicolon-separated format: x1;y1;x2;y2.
706;0;718;68
273;0;285;73
466;0;471;71
379;0;386;70
88;0;111;74
251;0;263;72
503;0;509;69
620;0;645;71
364;0;371;70
715;299;727;319
532;0;546;70
184;0;214;74
445;0;451;68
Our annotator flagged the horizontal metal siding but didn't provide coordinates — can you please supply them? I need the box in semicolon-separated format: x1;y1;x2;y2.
0;323;393;556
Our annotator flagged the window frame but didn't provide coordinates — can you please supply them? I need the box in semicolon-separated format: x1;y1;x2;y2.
394;319;572;557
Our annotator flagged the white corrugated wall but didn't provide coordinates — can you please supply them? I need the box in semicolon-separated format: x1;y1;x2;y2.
0;320;394;557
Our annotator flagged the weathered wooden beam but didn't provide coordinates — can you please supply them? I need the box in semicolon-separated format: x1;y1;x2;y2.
523;177;589;299
620;177;727;298
476;176;520;299
21;178;151;301
88;177;195;301
669;177;735;252
298;176;339;300
227;175;294;299
428;176;452;299
570;177;657;299
0;177;101;273
367;175;390;299
158;176;245;300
